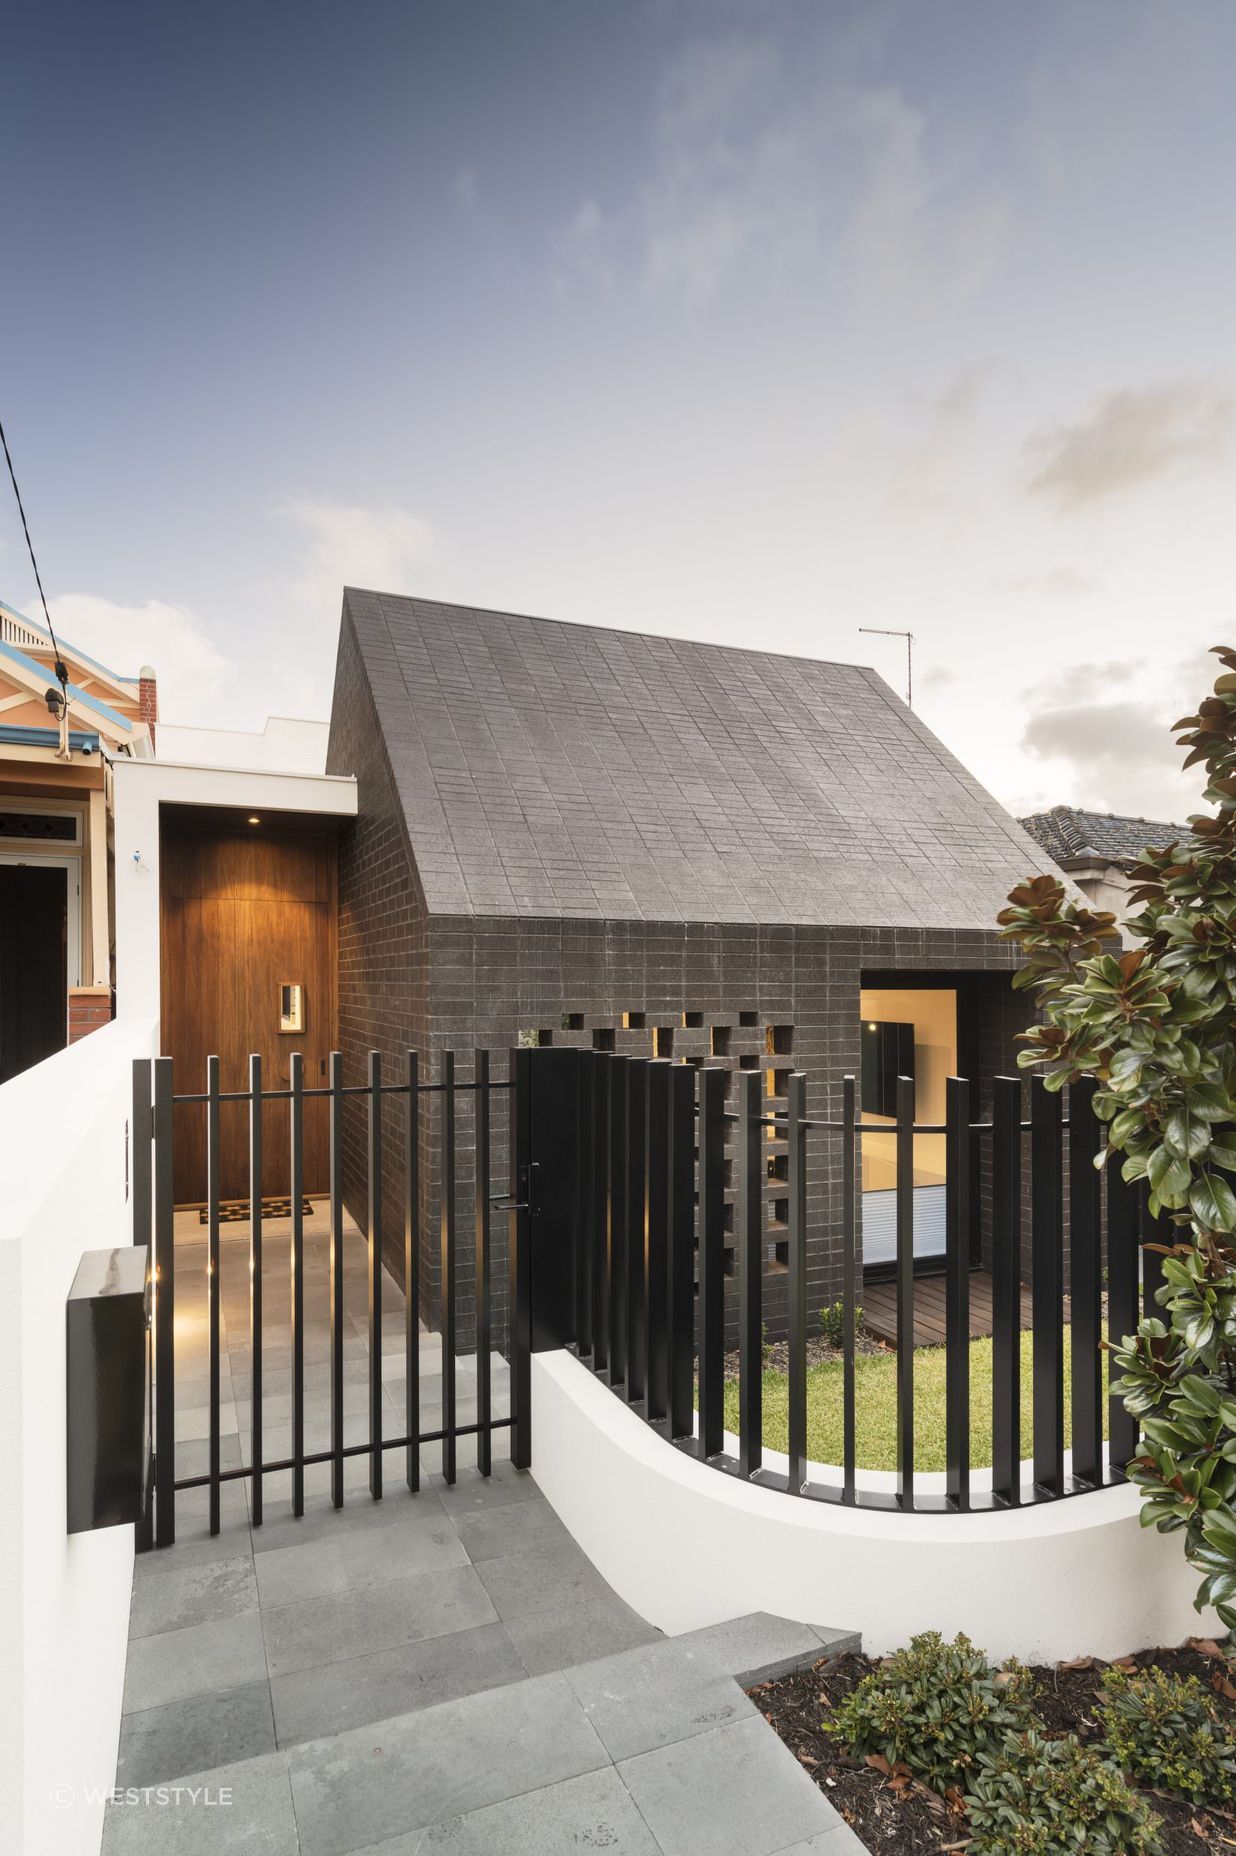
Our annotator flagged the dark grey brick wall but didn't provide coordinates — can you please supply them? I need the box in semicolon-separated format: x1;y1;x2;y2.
327;598;1035;1356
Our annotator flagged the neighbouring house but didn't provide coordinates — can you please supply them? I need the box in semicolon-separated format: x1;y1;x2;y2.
326;589;1063;1349
1020;804;1188;944
0;598;156;1080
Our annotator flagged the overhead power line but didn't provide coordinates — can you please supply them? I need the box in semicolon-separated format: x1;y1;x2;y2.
0;414;69;692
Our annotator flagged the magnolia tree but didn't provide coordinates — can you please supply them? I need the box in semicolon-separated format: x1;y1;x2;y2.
997;647;1236;1641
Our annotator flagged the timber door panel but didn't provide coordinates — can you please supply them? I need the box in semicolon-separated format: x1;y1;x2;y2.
160;821;336;1202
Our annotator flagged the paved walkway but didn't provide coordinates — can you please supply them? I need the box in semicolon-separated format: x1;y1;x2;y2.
104;1206;863;1854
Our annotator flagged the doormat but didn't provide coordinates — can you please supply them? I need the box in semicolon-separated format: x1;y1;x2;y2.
199;1197;314;1224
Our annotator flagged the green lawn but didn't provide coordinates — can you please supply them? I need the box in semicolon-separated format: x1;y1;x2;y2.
720;1332;1110;1473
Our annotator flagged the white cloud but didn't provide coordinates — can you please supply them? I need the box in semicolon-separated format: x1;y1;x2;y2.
628;29;1007;309
1025;379;1236;509
840;88;1006;306
1016;648;1215;820
38;592;232;717
280;500;437;614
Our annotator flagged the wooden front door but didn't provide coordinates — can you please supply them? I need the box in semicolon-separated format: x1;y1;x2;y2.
160;816;336;1203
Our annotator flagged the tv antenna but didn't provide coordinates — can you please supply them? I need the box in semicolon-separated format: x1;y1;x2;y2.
859;627;914;707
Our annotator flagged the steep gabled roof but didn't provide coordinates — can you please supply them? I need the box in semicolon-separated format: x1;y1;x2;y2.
1020;805;1188;870
332;589;1056;929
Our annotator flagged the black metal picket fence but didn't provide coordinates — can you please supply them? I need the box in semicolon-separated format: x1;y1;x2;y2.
132;1048;532;1549
523;1047;1155;1515
132;1040;1155;1548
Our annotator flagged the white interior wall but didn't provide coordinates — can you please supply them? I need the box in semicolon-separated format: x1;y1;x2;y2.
0;1017;158;1856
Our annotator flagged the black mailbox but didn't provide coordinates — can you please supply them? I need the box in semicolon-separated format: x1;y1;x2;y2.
66;1246;151;1533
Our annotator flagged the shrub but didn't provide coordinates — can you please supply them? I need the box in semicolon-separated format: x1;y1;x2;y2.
825;1631;1032;1793
996;648;1236;1634
965;1730;1161;1854
1097;1663;1236;1806
818;1300;859;1347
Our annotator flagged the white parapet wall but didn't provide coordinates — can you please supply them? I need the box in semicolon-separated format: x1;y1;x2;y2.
531;1349;1214;1664
0;1018;157;1856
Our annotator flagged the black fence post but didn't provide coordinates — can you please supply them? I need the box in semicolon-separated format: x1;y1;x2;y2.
368;1049;383;1499
697;1066;726;1459
405;1049;420;1494
249;1052;263;1528
290;1050;305;1517
206;1054;221;1536
991;1075;1022;1504
626;1058;648;1406
667;1063;695;1438
475;1049;493;1477
152;1055;175;1548
645;1060;671;1423
441;1049;457;1485
945;1075;970;1511
1031;1078;1065;1495
1068;1077;1103;1486
841;1074;857;1504
575;1051;595;1361
608;1055;629;1387
738;1069;763;1479
1107;1149;1141;1473
328;1049;345;1508
592;1053;610;1376
510;1045;532;1469
895;1073;915;1509
132;1055;154;1555
786;1071;807;1495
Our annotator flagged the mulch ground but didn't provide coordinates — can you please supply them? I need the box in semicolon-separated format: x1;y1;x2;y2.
751;1640;1236;1854
723;1327;889;1381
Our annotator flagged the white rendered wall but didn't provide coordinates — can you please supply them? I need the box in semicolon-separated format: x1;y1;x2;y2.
0;1017;158;1856
156;715;329;775
531;1350;1214;1664
110;756;356;1022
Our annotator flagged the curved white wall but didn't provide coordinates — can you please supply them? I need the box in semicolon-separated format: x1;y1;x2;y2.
531;1350;1213;1663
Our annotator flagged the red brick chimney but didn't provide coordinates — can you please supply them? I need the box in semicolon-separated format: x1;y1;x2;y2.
138;665;158;750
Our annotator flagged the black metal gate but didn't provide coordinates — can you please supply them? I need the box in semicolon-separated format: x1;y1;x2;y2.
132;1048;533;1549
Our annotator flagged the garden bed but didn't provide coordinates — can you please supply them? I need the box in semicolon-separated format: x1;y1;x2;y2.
752;1641;1236;1854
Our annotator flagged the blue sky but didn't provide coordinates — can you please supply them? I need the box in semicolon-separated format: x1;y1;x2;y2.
3;0;1234;819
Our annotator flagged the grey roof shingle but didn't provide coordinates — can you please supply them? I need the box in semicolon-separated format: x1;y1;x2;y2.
1020;805;1188;870
338;589;1056;929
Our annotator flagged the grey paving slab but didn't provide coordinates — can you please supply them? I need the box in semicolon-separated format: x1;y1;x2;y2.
769;1824;869;1855
271;1619;528;1745
287;1671;609;1856
102;1749;297;1856
617;1715;842;1856
679;1612;861;1686
123;1612;269;1713
255;1507;466;1608
263;1561;498;1677
351;1764;664;1855
505;1591;660;1677
433;1462;541;1514
116;1682;277;1788
249;1486;444;1556
474;1535;612;1621
563;1634;757;1761
129;1554;258;1638
449;1492;568;1563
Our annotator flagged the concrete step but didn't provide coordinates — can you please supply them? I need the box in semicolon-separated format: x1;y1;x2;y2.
103;1612;862;1856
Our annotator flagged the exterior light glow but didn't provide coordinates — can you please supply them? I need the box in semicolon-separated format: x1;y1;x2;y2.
248;815;261;825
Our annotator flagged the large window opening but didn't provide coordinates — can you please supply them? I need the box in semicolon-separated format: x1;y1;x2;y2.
859;985;957;1273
